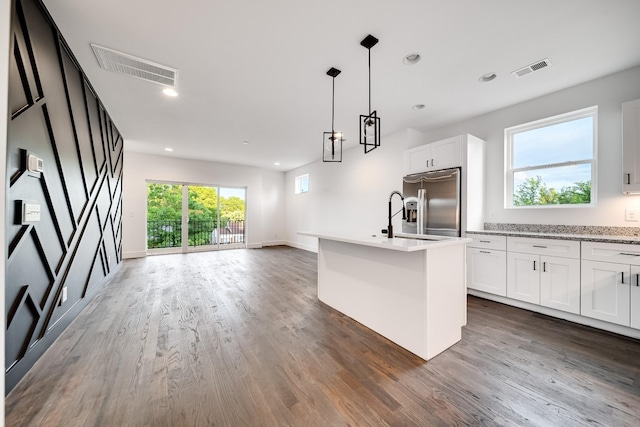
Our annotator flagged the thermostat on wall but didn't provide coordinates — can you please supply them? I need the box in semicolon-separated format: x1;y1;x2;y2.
27;154;44;172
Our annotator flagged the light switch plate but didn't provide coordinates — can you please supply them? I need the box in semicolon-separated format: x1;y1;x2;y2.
23;202;41;222
625;208;640;222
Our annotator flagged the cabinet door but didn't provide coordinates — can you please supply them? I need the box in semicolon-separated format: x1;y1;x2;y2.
431;137;462;170
631;266;640;330
404;145;430;175
507;252;540;304
622;98;640;193
581;260;630;326
540;256;580;314
467;248;506;296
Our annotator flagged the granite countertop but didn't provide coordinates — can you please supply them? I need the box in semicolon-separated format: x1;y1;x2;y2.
466;229;640;245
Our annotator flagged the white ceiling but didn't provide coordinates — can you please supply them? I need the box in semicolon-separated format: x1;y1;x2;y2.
43;0;640;171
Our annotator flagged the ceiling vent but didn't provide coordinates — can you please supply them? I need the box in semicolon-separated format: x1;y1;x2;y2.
512;58;551;78
90;44;178;87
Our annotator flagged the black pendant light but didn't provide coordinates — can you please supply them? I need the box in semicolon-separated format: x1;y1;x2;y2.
359;34;380;153
323;67;343;162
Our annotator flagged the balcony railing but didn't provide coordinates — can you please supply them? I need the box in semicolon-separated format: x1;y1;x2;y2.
147;220;245;249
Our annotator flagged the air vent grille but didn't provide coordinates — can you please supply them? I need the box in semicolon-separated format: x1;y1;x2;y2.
512;58;551;78
91;44;178;87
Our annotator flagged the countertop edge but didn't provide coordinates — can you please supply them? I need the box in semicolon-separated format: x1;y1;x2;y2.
466;230;640;245
298;231;471;252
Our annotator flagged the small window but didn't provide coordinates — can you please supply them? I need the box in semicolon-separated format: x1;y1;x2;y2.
505;106;597;207
295;174;309;194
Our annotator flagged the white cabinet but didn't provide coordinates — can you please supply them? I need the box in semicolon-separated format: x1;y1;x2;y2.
507;252;540;304
404;145;430;175
403;136;462;175
632;272;640;329
622;98;640;193
539;256;581;314
466;235;506;296
581;241;640;328
506;237;580;314
403;134;485;234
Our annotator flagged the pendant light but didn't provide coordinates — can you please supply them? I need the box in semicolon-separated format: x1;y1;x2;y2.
359;34;380;153
323;67;343;162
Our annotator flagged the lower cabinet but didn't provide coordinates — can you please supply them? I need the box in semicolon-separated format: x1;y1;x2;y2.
468;247;506;296
467;234;640;334
540;256;581;314
506;237;581;314
581;241;640;328
466;234;506;296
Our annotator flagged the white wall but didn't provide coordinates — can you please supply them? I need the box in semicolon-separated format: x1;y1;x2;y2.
421;65;640;226
285;128;425;251
285;66;640;250
122;151;285;258
1;0;10;413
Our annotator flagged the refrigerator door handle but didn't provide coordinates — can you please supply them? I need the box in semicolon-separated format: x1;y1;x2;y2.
417;188;426;234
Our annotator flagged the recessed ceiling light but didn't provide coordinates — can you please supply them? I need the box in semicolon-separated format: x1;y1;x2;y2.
164;147;173;152
274;162;280;166
241;140;250;145
412;104;425;110
478;72;498;83
403;53;421;65
162;88;178;97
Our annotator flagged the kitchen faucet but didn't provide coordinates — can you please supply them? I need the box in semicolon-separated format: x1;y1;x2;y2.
387;190;406;238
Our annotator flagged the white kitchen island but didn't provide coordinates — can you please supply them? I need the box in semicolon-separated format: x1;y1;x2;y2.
299;232;471;361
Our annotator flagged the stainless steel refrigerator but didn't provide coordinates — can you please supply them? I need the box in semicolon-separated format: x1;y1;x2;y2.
402;167;461;237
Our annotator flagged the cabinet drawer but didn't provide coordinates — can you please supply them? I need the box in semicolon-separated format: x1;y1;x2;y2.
507;237;580;259
466;234;506;250
582;241;640;265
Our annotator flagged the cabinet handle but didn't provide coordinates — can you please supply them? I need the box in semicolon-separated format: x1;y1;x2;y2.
532;245;547;248
479;250;491;254
618;252;640;257
533;260;536;271
627;173;631;185
543;262;546;272
431;159;434;167
479;240;491;243
621;272;626;284
636;274;640;287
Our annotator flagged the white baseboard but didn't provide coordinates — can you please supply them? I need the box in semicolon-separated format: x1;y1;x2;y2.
285;240;318;253
261;240;286;247
123;251;147;259
468;289;640;340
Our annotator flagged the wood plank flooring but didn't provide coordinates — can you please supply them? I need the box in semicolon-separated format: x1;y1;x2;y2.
5;246;640;426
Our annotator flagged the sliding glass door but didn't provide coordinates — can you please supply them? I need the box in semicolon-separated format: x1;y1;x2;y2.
147;181;246;254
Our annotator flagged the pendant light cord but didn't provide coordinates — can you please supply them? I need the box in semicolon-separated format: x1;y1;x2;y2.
331;76;335;134
368;48;372;114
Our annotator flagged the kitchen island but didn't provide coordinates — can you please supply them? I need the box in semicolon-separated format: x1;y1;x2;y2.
299;232;471;361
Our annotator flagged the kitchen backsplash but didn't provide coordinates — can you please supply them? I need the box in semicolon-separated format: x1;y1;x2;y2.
484;223;640;237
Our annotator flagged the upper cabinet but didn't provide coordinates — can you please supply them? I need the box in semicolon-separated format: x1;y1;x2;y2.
403;134;485;233
403;136;462;175
622;98;640;194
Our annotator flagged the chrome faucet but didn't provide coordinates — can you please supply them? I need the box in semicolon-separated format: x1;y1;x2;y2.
387;190;406;238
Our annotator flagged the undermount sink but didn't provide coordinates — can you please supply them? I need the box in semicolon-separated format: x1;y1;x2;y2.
395;235;441;241
394;233;452;241
369;233;447;241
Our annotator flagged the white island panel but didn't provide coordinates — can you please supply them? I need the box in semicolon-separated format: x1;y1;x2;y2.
314;235;467;360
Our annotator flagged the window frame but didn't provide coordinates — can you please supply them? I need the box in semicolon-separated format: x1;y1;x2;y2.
505;106;598;208
294;174;309;194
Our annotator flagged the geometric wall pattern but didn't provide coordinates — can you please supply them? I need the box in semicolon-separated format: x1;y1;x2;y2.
6;0;123;392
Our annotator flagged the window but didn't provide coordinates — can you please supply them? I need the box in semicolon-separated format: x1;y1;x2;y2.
505;106;597;207
295;174;309;194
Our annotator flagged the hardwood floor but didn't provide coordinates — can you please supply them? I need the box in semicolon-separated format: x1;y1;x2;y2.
5;246;640;426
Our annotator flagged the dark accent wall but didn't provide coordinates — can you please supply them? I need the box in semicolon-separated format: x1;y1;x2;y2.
6;0;123;393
